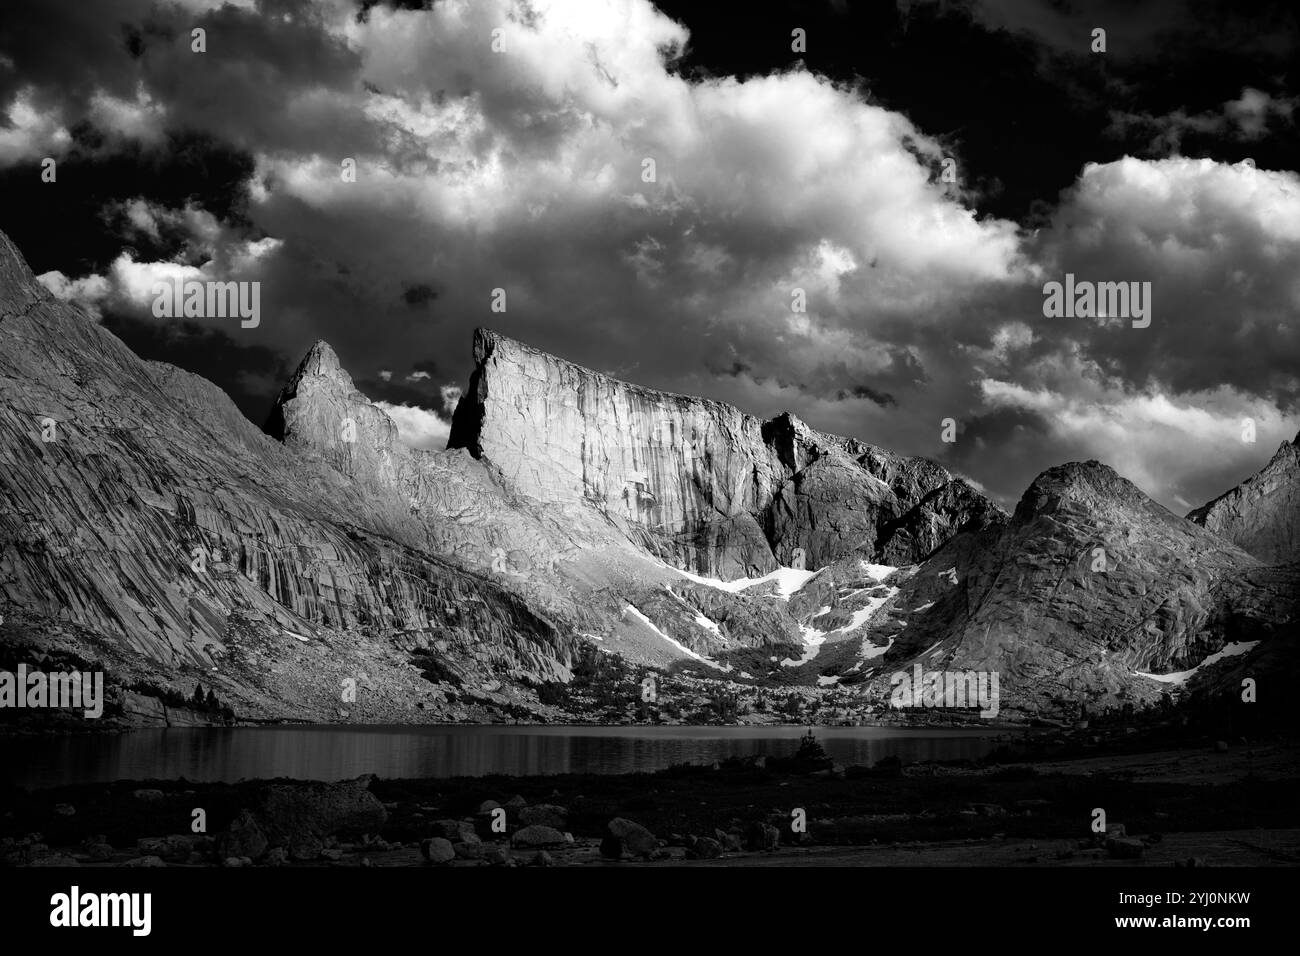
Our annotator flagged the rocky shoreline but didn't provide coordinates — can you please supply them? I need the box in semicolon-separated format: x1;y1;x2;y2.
4;733;1297;868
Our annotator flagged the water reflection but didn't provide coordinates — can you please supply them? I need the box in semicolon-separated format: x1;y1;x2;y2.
3;725;1000;789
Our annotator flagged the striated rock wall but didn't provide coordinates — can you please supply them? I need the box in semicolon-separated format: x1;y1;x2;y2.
0;229;579;721
449;328;1003;578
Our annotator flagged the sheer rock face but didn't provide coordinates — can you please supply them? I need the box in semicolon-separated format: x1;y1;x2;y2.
0;231;579;722
449;328;1003;579
855;461;1297;715
265;340;403;492
1187;435;1300;564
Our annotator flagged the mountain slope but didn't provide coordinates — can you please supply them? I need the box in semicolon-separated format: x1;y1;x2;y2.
1188;433;1300;563
841;462;1299;717
0;229;579;724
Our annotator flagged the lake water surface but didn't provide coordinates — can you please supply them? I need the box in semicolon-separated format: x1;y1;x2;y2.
3;724;1003;790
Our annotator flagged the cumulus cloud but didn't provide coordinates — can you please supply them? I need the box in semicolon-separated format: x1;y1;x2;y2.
4;0;1299;514
373;400;451;451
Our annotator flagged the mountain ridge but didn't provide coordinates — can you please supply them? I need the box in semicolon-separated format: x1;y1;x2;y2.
0;226;1294;727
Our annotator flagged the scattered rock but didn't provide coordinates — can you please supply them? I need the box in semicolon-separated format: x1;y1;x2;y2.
532;850;553;867
53;803;75;816
248;778;387;862
124;856;166;867
133;789;164;802
1105;837;1146;860
454;841;485;860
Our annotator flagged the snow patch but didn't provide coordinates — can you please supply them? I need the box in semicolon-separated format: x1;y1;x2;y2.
781;605;833;666
672;564;822;599
692;610;723;638
623;605;729;672
860;562;897;582
1136;641;1260;686
859;637;894;661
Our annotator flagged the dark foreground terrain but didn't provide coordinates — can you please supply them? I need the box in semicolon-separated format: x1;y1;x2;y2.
4;731;1298;868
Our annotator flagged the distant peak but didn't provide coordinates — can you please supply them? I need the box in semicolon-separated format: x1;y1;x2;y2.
299;339;342;375
1014;460;1144;521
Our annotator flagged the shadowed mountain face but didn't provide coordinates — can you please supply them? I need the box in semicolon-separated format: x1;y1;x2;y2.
1188;434;1300;564
0;225;1295;726
841;462;1300;717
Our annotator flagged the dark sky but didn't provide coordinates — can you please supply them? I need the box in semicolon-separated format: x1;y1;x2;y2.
1;0;1298;510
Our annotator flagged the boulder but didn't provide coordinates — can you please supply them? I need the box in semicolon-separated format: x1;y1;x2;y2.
420;837;455;864
715;829;743;852
433;819;478;843
248;778;387;862
216;809;268;862
512;825;567;848
517;804;568;829
744;822;780;852
600;818;657;859
688;837;723;859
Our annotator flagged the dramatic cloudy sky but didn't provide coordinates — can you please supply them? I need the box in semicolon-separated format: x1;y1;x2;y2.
2;0;1298;511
